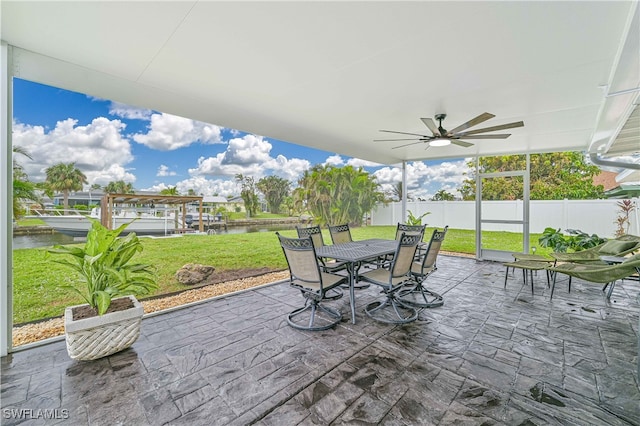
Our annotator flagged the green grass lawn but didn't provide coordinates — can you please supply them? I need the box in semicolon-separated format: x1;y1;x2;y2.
12;226;551;324
226;212;295;220
16;218;47;227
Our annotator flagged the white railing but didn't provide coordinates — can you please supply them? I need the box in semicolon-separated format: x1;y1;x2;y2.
27;207;90;217
370;198;640;238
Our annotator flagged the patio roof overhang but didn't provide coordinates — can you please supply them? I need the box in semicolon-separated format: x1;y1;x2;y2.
1;1;640;357
1;1;638;164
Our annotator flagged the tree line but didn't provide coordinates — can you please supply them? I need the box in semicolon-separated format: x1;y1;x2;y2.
12;150;605;225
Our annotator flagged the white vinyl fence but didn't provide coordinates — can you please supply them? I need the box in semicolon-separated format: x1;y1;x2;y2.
370;198;640;238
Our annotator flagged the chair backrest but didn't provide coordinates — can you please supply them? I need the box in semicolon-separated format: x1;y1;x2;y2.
328;224;352;244
390;232;422;278
418;226;449;272
394;223;426;240
296;225;325;247
596;239;640;257
277;233;323;289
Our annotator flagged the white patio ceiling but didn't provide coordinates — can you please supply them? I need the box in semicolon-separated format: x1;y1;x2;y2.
2;1;638;165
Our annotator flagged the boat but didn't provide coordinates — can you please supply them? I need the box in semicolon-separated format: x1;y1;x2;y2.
28;208;181;237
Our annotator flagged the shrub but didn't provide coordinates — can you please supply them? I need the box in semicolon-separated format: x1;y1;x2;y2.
614;199;636;237
406;210;430;226
538;227;605;253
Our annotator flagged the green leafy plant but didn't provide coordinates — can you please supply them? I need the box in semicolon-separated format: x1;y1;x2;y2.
538;227;605;253
406;210;431;226
47;217;158;315
539;227;570;252
565;228;605;251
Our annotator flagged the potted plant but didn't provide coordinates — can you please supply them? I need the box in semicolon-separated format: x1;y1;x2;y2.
47;217;157;360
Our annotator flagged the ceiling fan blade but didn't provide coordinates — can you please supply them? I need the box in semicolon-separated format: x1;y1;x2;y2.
391;141;426;149
454;121;524;136
450;140;474;148
380;129;430;137
374;138;422;142
446;112;495;135
420;118;441;136
456;134;511;139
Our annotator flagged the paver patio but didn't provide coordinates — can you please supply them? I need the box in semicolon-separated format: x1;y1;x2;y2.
2;255;639;425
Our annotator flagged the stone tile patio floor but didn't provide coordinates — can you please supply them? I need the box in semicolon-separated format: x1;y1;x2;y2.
2;255;639;425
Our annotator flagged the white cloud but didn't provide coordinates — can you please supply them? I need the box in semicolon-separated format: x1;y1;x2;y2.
323;154;382;169
157;164;177;177
90;164;137;186
132;113;223;150
12;118;135;185
263;155;311;182
142;176;239;198
189;134;310;182
221;134;272;165
324;155;344;166
108;102;153;120
176;177;238;197
374;159;470;200
347;158;384;168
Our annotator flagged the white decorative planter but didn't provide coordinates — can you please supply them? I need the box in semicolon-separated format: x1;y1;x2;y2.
64;295;144;361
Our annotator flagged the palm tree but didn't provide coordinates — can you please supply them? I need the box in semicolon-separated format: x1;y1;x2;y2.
296;164;384;226
44;162;87;213
104;180;134;194
257;175;290;213
159;186;179;195
12;146;39;219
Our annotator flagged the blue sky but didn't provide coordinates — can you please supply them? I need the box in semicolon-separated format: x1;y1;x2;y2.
12;78;470;200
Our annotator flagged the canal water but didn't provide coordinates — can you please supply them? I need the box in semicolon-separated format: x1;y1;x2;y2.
13;224;299;249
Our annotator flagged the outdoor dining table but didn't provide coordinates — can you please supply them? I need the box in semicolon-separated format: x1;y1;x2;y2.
316;238;398;324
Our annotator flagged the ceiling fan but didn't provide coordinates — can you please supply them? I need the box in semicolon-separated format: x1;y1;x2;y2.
374;113;524;149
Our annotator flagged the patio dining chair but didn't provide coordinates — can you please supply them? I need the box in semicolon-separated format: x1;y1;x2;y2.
327;223;372;288
547;253;640;299
392;223;426;262
277;233;346;331
397;226;448;308
358;232;422;324
328;223;353;245
296;225;345;300
394;223;426;240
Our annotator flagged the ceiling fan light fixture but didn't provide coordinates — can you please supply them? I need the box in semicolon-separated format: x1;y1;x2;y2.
429;138;451;147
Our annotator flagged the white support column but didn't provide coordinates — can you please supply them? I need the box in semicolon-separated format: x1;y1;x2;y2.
474;157;481;260
1;42;13;357
401;161;407;222
523;154;531;253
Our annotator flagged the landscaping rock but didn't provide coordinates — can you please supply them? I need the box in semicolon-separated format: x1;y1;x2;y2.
175;263;216;285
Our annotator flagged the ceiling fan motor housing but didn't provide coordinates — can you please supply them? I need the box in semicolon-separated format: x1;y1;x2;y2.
435;113;447;135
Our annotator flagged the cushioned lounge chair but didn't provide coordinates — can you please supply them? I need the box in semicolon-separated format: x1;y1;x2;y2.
358;232;422;324
277;233;346;330
547;253;640;299
503;259;551;294
551;238;640;264
397;226;448;308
